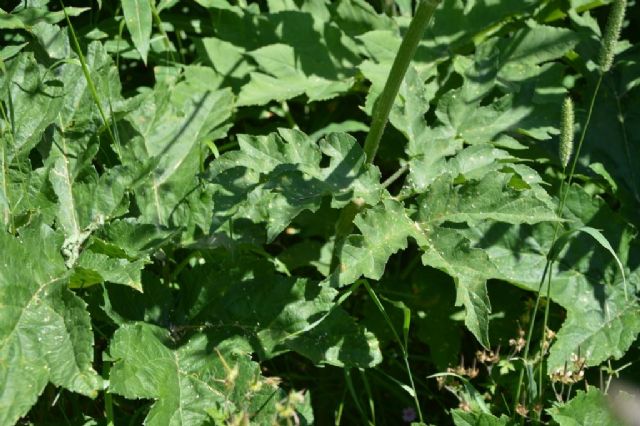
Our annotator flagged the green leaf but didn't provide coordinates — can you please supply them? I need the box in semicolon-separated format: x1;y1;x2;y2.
410;168;559;346
1;53;64;160
0;6;90;29
31;22;71;60
42;41;124;246
386;20;578;174
109;323;296;426
206;5;361;106
285;307;383;368
71;250;147;291
121;0;153;64
119;86;233;232
454;186;640;371
95;218;176;258
550;225;628;298
0;155;58;231
196;37;253;91
208;130;381;243
452;409;511;426
418;228;497;348
580;47;640;213
332;0;394;37
497;22;580;70
176;252;382;368
424;0;540;51
548;387;621;426
359;59;456;192
309;120;369;142
0;224;102;426
238;43;354;105
208;275;338;358
417;172;560;226
330;199;421;287
547;288;640;374
49;159;128;267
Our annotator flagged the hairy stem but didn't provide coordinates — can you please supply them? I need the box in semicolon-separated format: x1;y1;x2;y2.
331;0;440;270
382;163;410;189
363;0;441;164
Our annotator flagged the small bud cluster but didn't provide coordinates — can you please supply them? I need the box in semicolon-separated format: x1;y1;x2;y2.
509;329;526;353
515;404;529;418
476;349;500;365
276;390;306;425
542;327;557;353
550;353;587;384
447;363;479;379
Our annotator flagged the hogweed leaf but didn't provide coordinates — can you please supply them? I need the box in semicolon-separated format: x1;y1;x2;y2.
549;387;621;425
0;224;102;425
452;410;510;426
109;323;293;426
419;228;497;348
121;86;233;232
1;54;64;161
329;199;423;287
417;172;560;226
209;130;381;243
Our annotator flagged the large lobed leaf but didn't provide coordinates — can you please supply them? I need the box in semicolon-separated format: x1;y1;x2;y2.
197;2;363;106
207;129;381;243
329;199;422;287
109;322;309;426
548;387;622;425
176;251;383;368
456;186;640;371
119;85;233;235
0;224;101;425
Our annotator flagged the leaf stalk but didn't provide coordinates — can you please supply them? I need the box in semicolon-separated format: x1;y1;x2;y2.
363;0;441;164
331;0;440;270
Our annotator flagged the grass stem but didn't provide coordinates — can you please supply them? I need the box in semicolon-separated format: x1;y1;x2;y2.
60;0;120;156
515;72;604;411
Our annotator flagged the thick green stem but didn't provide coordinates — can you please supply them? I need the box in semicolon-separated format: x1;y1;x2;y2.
363;0;441;164
331;0;440;270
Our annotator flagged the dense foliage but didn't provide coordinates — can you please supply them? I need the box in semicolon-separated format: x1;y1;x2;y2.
1;0;639;424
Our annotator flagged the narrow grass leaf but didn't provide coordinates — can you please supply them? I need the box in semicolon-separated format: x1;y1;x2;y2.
121;0;153;64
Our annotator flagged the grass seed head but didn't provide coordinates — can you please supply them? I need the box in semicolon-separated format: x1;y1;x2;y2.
560;96;574;169
599;0;627;72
